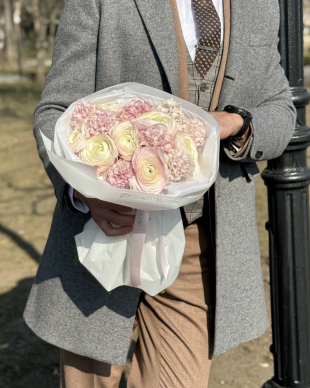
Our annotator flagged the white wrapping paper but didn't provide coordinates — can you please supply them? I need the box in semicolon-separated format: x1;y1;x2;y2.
42;82;221;295
75;210;184;296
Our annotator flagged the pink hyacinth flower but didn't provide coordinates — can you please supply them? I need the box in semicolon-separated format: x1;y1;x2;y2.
135;120;175;154
88;111;119;136
181;119;207;149
165;150;193;181
71;99;98;127
105;159;134;189
118;99;153;122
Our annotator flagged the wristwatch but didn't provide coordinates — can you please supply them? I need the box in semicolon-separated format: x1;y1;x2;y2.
223;105;253;142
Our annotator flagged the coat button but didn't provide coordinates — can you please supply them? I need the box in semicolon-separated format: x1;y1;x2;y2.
200;82;209;92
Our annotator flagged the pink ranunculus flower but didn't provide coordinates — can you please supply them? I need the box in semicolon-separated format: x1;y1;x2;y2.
118;99;153;122
134;120;175;154
95;165;108;181
130;147;169;194
109;121;139;160
105;159;134;189
78;134;118;170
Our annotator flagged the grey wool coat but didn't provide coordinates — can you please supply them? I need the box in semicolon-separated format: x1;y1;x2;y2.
24;0;296;366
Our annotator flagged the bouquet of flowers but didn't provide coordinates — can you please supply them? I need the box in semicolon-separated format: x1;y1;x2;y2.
42;83;220;295
68;96;209;193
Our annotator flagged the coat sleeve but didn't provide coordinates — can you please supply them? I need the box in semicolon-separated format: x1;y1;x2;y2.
222;45;296;163
33;0;100;211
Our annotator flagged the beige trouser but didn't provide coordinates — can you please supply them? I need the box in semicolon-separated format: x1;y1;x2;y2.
60;219;215;388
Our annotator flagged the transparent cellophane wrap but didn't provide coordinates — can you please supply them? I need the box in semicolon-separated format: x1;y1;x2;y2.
41;82;221;296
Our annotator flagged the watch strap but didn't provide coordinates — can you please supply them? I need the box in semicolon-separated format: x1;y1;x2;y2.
224;105;253;141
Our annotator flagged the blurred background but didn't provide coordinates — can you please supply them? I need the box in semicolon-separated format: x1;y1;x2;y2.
0;1;309;387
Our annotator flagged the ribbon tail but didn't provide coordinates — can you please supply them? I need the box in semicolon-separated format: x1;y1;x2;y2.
159;211;170;280
129;210;150;287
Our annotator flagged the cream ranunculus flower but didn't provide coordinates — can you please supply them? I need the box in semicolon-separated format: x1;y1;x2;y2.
96;102;124;117
135;111;179;130
109;121;139;160
175;131;198;163
68;123;90;153
68;129;82;153
130;147;169;194
78;134;118;170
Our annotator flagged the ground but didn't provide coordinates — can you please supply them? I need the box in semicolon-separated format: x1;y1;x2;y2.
0;81;307;387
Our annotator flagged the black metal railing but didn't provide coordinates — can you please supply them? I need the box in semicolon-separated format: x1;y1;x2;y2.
261;0;310;387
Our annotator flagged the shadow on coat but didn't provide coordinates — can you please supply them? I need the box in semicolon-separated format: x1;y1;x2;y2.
28;204;143;319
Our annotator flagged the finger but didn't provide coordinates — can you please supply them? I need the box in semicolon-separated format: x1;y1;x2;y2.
98;220;133;237
108;203;133;213
220;131;227;140
105;211;136;227
90;199;132;213
92;210;135;227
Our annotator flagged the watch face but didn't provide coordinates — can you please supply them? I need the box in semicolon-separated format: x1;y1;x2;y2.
237;109;247;118
224;105;252;120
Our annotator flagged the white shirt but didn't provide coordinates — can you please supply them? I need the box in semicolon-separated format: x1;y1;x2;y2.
69;0;224;212
176;0;224;62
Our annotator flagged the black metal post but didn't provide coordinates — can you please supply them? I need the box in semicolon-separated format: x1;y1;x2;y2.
261;0;310;387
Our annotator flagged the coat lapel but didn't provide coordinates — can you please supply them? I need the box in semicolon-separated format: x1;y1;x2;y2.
134;0;179;96
209;0;231;111
169;0;190;101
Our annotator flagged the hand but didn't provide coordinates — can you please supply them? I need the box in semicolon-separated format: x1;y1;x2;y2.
210;111;244;140
210;111;251;148
74;190;135;237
